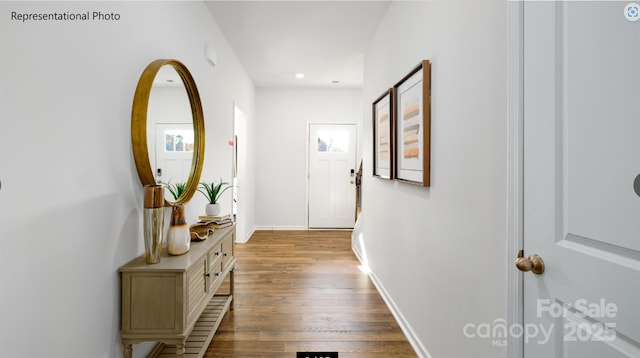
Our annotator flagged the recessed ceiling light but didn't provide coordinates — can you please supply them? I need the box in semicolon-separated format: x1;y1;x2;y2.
295;73;305;79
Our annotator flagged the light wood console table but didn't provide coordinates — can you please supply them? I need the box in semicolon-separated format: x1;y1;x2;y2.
119;225;235;358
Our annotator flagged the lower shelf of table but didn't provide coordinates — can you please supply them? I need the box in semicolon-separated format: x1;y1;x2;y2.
148;295;233;358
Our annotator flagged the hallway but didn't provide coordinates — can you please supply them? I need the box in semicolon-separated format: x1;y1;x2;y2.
204;230;416;357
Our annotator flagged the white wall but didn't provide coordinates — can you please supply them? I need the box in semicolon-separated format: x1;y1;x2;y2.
255;88;363;228
360;1;508;357
0;2;255;357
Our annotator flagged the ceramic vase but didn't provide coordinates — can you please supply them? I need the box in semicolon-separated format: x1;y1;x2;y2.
167;204;190;255
205;203;221;216
143;185;165;264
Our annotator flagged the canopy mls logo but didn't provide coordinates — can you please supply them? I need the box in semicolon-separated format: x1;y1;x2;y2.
463;318;554;347
463;299;618;347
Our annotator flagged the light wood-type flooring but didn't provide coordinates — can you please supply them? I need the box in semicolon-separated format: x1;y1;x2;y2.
204;230;417;358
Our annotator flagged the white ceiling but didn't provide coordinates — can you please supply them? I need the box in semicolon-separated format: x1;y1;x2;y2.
205;1;391;88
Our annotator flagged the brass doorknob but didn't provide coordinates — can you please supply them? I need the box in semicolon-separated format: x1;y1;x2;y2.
515;250;545;275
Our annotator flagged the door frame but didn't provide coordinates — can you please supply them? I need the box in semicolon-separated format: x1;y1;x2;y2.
507;1;524;357
305;122;358;229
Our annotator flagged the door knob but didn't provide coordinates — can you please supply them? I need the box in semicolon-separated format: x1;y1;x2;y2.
515;250;545;275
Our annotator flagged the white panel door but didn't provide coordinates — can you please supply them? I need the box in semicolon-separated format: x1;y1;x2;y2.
308;124;357;228
154;123;194;200
523;2;640;357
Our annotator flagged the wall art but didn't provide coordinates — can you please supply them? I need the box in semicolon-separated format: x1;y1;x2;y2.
394;60;431;186
372;88;394;179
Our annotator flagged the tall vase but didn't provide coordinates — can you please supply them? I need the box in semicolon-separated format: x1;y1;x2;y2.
167;204;190;255
143;185;165;264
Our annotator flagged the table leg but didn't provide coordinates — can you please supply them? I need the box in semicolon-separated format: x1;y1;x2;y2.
230;269;235;310
123;343;132;358
176;344;185;358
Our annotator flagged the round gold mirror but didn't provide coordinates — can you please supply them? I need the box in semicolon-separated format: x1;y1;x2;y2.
131;59;205;206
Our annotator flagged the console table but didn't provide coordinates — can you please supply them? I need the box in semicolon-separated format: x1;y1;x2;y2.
120;225;235;358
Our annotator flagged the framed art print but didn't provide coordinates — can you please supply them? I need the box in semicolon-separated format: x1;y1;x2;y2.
372;88;394;179
394;60;431;186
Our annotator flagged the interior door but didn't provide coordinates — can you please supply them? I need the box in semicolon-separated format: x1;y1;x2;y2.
308;124;357;228
522;2;640;357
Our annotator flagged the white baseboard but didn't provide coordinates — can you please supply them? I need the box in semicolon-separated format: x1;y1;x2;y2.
351;246;432;358
236;226;255;244
351;245;364;265
253;225;308;231
308;228;353;231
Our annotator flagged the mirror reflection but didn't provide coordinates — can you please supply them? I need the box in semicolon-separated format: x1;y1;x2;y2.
146;65;195;202
132;59;205;206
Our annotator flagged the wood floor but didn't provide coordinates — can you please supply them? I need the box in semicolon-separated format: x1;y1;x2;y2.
204;230;417;358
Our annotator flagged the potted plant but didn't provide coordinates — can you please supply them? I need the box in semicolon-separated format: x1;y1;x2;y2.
162;181;186;201
198;179;232;216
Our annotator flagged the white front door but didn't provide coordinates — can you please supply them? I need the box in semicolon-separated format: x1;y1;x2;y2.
523;2;640;357
154;123;194;199
308;124;357;228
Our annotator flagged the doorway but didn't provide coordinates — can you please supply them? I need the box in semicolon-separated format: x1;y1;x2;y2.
232;105;248;221
308;123;357;229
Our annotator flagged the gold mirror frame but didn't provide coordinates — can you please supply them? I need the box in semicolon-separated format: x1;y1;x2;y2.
131;59;205;206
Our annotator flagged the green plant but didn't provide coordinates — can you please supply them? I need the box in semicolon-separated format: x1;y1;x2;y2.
162;181;187;201
198;179;232;204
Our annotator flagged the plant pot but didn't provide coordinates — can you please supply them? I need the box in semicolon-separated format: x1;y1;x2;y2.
206;203;221;216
